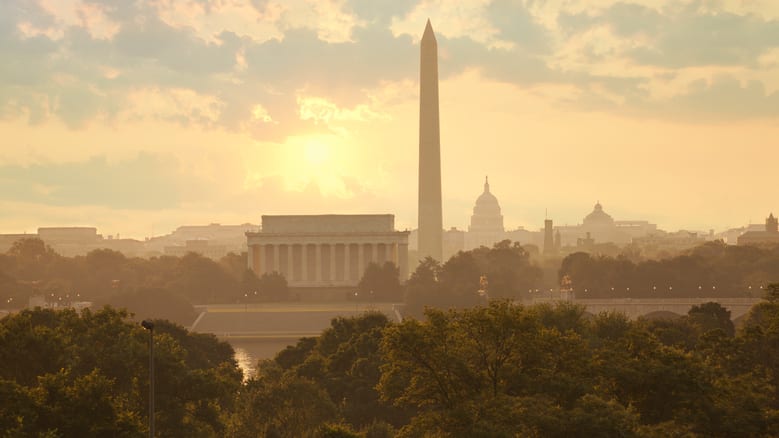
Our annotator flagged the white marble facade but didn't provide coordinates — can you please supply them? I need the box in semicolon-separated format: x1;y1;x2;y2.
246;215;409;287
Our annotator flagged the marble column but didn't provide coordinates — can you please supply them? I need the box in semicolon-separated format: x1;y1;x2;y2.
247;244;255;273
273;244;280;273
254;244;264;276
344;243;351;282
301;243;308;282
384;243;392;266
315;244;322;282
357;243;365;281
330;244;336;282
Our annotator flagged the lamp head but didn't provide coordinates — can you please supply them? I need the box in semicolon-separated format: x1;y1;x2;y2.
141;320;154;331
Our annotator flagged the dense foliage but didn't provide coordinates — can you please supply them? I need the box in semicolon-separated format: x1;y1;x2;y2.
405;240;542;317
0;307;241;437
0;238;288;315
560;241;779;298
229;312;408;437
4;288;779;437
357;262;403;301
239;290;779;437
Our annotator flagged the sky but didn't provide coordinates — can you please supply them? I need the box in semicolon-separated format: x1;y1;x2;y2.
1;0;778;239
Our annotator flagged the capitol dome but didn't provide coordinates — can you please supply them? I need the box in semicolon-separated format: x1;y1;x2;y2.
469;177;504;233
583;202;614;226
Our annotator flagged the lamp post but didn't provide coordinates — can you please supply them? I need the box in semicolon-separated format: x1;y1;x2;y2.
141;320;155;438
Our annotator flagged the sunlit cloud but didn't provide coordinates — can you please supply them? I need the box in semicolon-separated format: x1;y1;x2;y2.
250;104;275;123
31;0;121;40
124;88;224;125
391;0;512;49
151;0;282;44
297;96;389;124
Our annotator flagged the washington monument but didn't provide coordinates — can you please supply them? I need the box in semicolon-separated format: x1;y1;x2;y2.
418;20;443;262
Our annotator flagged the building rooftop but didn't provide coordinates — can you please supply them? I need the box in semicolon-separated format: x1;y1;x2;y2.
260;214;396;234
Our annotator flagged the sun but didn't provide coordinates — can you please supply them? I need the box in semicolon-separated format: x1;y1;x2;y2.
304;139;330;166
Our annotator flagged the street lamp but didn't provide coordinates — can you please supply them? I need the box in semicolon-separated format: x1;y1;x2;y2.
141;320;155;438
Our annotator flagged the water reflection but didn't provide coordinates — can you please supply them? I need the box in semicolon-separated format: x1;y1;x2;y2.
229;338;299;380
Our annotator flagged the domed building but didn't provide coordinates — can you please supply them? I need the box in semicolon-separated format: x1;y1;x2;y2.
582;202;614;227
581;201;624;244
469;177;504;233
555;201;658;247
466;177;508;250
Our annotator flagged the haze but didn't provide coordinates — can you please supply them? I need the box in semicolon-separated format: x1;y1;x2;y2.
2;0;779;238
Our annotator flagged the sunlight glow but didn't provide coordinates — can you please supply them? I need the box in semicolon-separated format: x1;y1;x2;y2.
304;139;331;166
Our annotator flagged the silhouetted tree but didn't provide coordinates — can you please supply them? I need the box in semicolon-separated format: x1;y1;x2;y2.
358;262;402;301
258;271;288;301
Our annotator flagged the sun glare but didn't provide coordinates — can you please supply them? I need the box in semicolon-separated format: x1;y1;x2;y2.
304;139;330;166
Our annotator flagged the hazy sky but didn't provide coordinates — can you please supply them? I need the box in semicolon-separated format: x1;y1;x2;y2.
2;0;778;238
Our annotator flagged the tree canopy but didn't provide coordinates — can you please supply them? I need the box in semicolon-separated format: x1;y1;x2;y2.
0;307;241;437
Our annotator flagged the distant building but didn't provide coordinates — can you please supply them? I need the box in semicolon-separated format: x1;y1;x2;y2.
632;230;707;257
467;177;506;249
715;225;761;245
543;219;555;255
38;227;150;257
443;227;466;261
577;232;596;249
164;240;229;260
738;214;779;246
146;223;257;255
246;215;410;288
555;202;657;246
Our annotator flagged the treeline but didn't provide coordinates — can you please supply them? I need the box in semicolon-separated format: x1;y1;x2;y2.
5;289;779;436
4;237;779;320
559;241;779;298
404;241;542;317
0;238;288;323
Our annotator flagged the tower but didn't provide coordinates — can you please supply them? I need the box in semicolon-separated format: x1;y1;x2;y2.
418;19;443;262
544;219;555;255
767;213;778;233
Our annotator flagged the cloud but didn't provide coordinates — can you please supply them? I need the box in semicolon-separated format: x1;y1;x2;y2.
0;154;185;209
485;0;551;53
0;0;777;141
559;2;779;68
655;75;779;119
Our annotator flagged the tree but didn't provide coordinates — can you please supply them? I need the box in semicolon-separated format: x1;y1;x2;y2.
97;287;197;326
687;302;735;337
379;301;593;436
167;253;240;304
358;262;402;301
438;251;481;305
228;362;337;437
258;271;288;301
475;240;541;300
403;257;442;318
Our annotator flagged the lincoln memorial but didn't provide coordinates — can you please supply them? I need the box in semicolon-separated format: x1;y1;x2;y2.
246;215;410;288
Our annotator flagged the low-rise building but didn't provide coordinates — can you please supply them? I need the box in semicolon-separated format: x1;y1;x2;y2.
738;214;779;246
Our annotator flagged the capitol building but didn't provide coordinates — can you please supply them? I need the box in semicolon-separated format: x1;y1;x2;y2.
410;178;660;262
